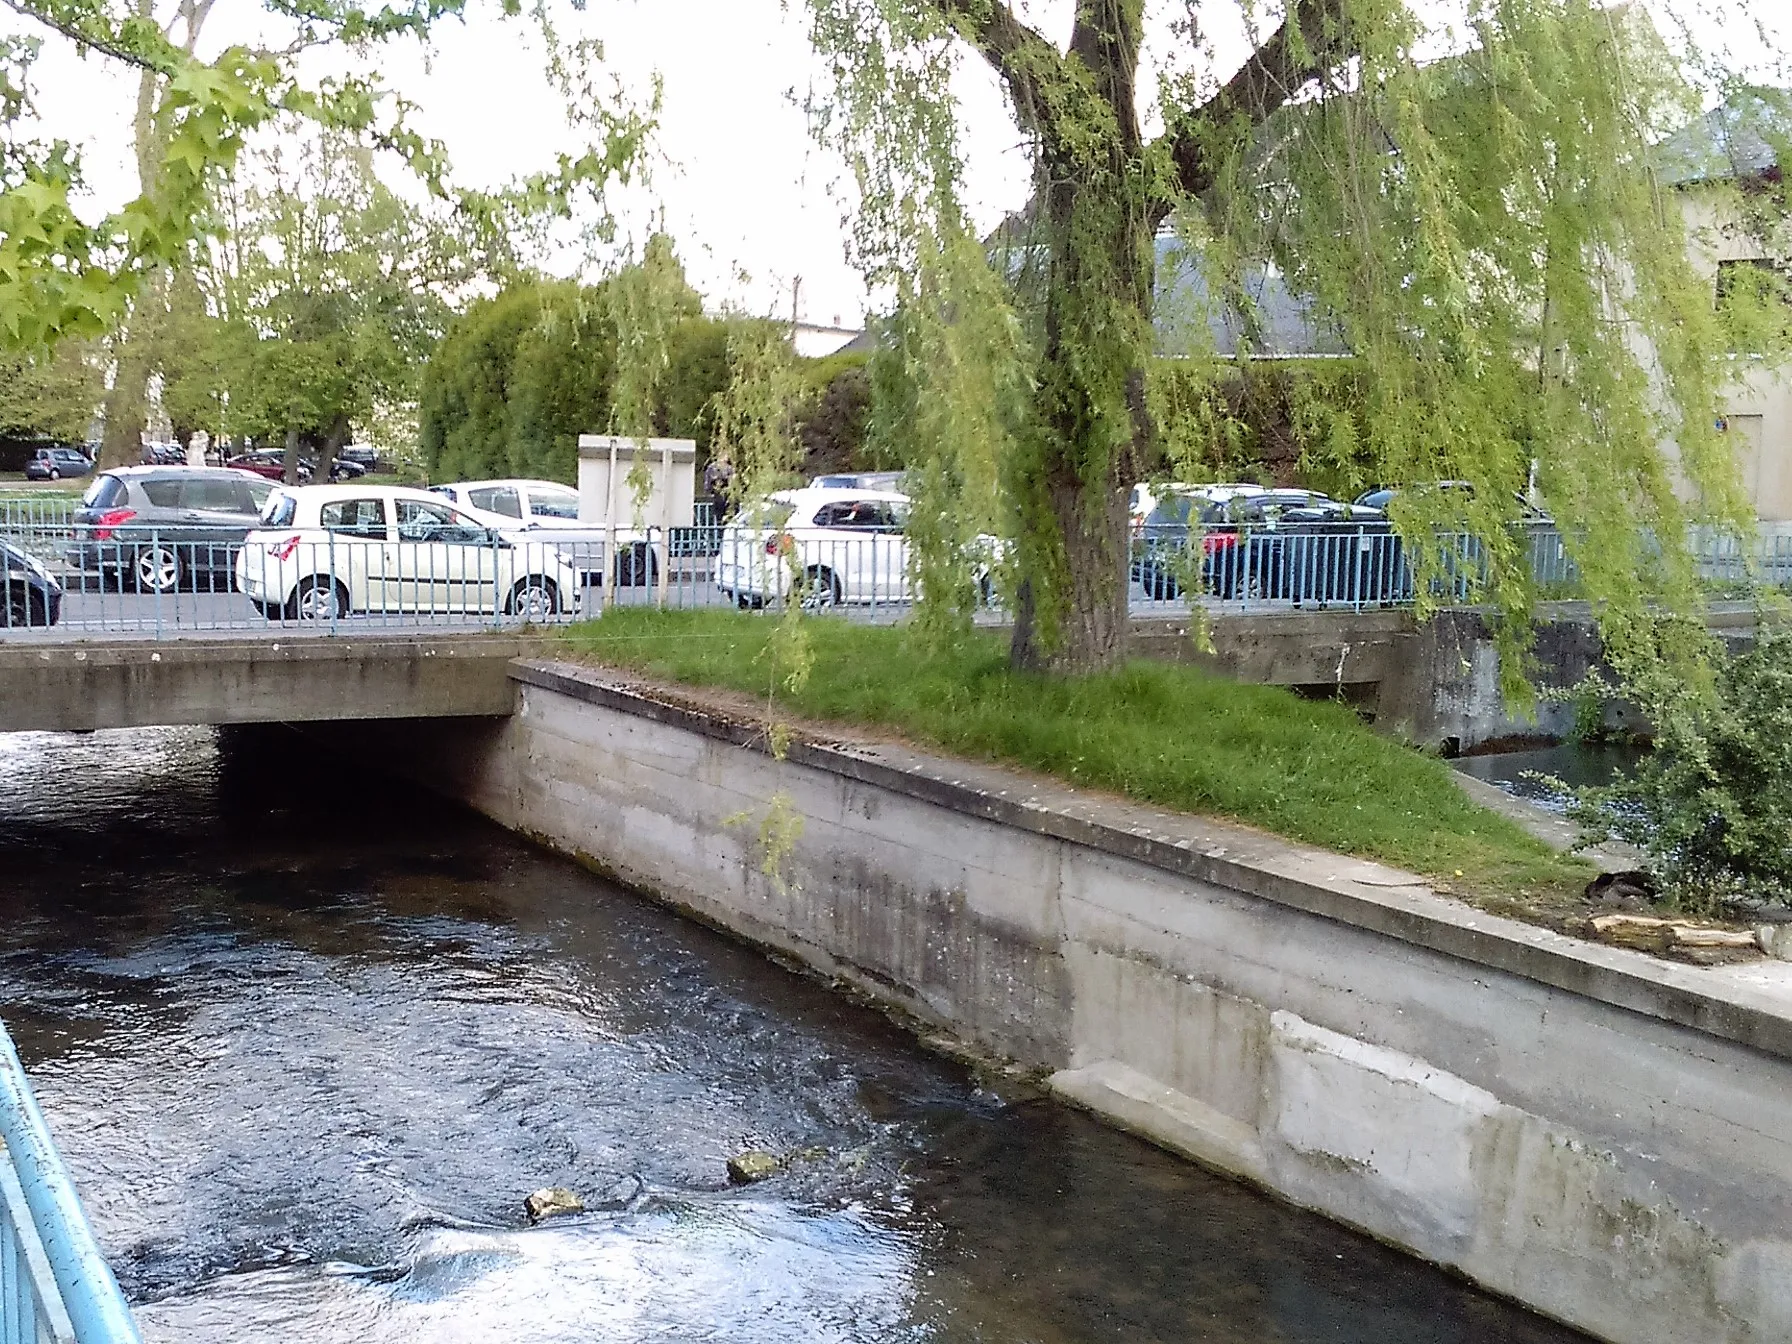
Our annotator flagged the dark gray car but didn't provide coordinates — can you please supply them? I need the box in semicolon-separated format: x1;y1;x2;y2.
68;467;274;592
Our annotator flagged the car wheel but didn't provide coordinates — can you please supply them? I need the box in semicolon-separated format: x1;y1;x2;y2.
796;566;841;609
508;578;561;622
47;468;60;481
134;544;182;593
614;544;657;588
289;576;348;621
6;594;31;628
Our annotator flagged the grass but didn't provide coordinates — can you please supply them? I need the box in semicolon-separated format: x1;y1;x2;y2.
562;609;1592;915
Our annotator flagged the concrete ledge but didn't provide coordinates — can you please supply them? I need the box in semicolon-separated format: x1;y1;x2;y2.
508;657;1792;1065
0;635;542;732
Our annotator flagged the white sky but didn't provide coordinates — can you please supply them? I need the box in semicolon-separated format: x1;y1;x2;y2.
7;0;1789;329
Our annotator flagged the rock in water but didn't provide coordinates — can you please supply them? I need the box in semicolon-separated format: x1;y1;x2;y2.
525;1187;584;1222
726;1151;782;1184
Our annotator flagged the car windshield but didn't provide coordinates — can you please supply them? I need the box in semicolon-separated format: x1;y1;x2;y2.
260;491;296;527
738;500;796;530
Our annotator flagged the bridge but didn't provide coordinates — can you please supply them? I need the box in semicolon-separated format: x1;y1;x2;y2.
2;604;1750;749
0;634;538;734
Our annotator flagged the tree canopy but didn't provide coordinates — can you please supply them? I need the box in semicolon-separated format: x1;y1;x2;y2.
419;246;872;487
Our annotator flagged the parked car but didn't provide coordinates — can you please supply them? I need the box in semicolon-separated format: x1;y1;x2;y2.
2;538;61;628
67;467;275;593
338;444;380;472
24;446;93;481
1354;480;1552;524
1129;481;1265;535
429;479;661;586
226;451;366;484
430;479;583;523
1133;488;1399;602
140;443;187;466
807;471;907;492
227;451;307;483
236;484;583;621
717;486;997;608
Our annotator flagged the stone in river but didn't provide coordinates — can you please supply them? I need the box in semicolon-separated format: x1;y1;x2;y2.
726;1151;783;1184
525;1187;585;1222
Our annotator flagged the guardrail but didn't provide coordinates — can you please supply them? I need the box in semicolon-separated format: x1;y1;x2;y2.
0;1022;140;1343
5;512;1785;639
0;498;78;535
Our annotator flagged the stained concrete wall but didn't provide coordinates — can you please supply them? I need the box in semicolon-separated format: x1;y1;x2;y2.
338;659;1792;1344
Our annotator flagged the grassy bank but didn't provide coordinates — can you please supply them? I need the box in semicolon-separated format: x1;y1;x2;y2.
562;609;1591;912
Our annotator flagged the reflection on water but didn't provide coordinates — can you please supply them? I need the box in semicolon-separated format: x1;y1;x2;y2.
0;726;1587;1342
1453;740;1645;815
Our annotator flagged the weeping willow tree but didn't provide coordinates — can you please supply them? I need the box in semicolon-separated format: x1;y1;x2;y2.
808;0;1779;676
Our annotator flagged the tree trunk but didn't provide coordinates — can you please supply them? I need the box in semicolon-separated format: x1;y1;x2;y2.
1007;170;1155;671
315;412;350;484
98;326;153;469
282;428;304;485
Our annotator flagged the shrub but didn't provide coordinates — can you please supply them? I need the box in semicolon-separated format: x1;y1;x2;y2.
1572;625;1792;910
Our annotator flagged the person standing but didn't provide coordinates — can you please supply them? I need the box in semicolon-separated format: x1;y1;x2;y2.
702;453;736;520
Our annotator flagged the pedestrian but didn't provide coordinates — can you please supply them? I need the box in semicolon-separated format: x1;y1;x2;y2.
703;453;736;520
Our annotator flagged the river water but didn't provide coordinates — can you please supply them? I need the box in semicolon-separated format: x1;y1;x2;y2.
0;725;1588;1343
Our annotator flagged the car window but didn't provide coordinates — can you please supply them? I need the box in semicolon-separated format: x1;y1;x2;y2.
261;491;296;527
141;480;184;508
245;480;273;510
467;485;523;518
180;477;252;512
319;498;388;538
528;487;580;519
812;499;899;529
396;498;487;545
82;475;126;509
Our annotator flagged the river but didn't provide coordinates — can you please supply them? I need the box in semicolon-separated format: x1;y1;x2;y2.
0;725;1588;1343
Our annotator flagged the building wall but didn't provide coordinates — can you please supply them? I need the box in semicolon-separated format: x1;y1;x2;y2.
1681;190;1792;520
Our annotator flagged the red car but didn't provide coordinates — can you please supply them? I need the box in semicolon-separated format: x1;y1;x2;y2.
226;452;309;483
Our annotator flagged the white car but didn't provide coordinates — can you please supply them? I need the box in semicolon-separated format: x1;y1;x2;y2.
429;478;582;524
717;486;997;608
429;478;658;586
236;484;583;622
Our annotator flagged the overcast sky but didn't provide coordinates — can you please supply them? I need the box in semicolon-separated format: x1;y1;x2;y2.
8;0;1789;330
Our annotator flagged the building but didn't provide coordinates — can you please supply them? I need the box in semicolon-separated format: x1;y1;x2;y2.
1658;92;1792;520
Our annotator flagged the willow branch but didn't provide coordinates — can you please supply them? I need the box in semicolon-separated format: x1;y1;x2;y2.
1158;0;1353;199
920;0;1063;135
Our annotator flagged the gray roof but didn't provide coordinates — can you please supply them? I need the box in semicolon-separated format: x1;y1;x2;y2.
1656;91;1789;186
1152;236;1345;359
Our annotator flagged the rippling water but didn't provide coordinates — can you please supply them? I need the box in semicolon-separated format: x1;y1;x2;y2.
0;726;1587;1342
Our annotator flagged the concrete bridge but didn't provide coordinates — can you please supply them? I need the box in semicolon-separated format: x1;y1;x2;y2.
0;634;540;734
0;603;1759;747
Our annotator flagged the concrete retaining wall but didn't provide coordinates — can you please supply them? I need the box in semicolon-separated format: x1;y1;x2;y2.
350;660;1792;1344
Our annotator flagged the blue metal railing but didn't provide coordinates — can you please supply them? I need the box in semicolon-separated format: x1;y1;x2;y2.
0;1023;139;1344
